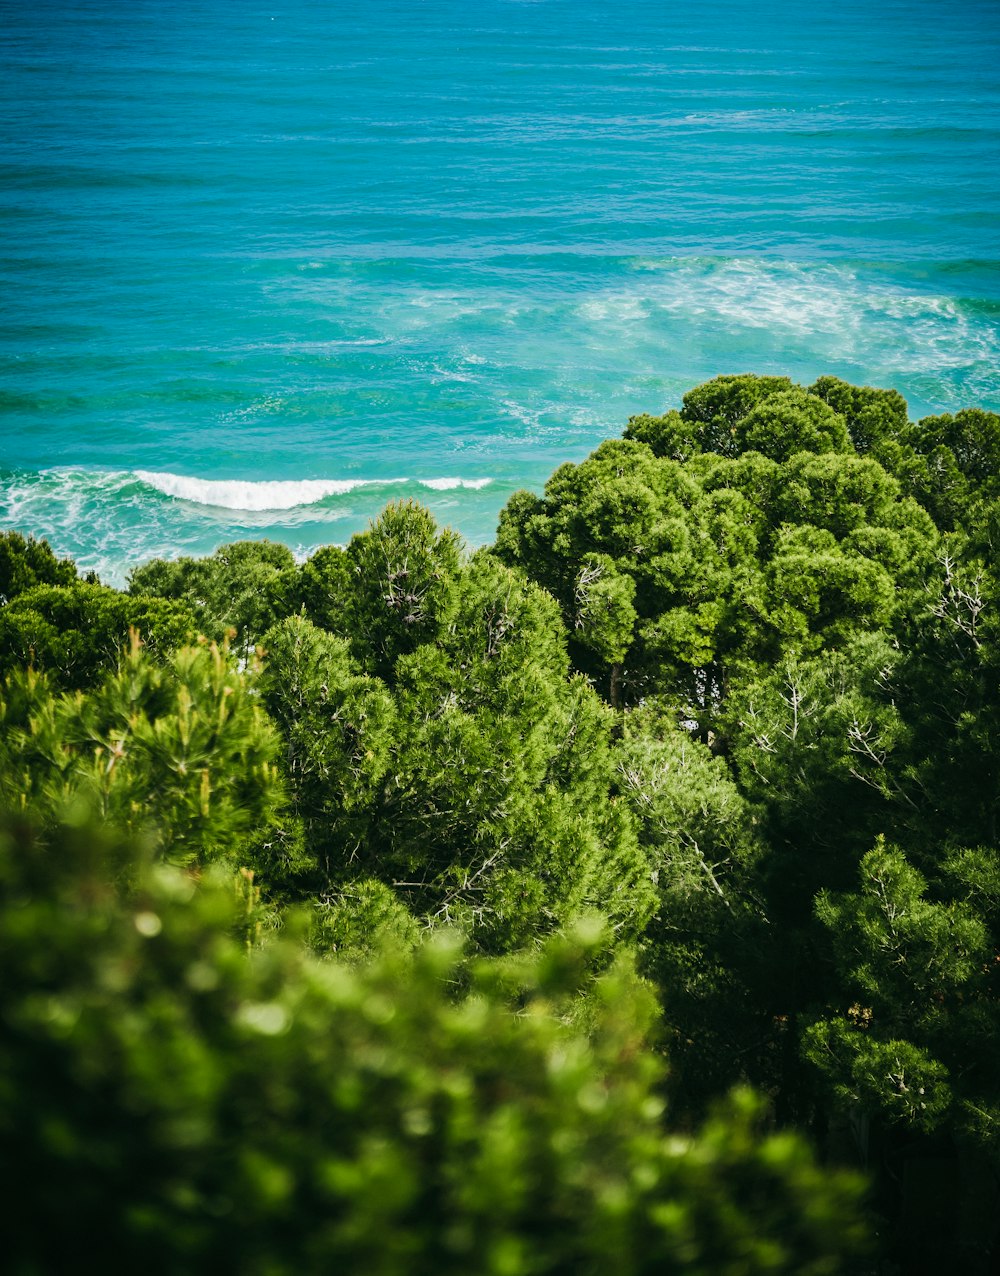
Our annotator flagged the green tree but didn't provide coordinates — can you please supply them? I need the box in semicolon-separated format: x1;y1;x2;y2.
0;530;79;603
494;438;731;709
890;508;1000;858
901;407;1000;531
625;374;795;460
722;635;907;880
808;376;909;458
802;840;1000;1270
0;639;284;867
130;540;300;661
261;552;656;953
300;501;463;682
704;450;937;659
619;707;769;1112
625;375;852;463
496;417;936;728
570;552;638;707
255;614;398;886
0;581;197;689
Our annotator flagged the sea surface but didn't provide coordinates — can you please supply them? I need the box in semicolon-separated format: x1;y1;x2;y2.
2;0;999;583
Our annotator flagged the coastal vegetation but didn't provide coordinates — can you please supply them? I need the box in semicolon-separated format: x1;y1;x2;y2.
2;374;999;1273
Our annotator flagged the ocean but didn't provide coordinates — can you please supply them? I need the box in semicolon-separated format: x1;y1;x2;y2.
2;0;999;584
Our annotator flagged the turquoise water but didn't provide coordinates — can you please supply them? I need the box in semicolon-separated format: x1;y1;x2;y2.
2;0;999;583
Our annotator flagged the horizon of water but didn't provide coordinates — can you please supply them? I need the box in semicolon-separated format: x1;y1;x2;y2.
2;0;999;584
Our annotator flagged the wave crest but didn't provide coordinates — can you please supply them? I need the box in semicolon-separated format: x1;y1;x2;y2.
133;470;492;511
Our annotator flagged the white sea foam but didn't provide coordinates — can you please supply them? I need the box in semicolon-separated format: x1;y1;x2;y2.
605;256;1000;397
419;477;493;491
577;296;650;323
132;470;492;509
134;470;399;511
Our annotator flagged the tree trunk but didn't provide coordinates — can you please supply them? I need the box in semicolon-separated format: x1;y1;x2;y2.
609;662;623;710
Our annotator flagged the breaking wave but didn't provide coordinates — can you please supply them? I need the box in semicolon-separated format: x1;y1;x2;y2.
0;466;500;585
133;470;493;510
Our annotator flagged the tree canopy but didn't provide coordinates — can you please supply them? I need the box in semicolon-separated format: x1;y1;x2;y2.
3;372;999;1272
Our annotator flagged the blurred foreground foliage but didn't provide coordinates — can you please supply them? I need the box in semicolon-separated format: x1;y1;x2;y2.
0;810;866;1275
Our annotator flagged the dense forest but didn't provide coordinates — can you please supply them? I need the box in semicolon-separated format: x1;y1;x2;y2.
3;373;999;1274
